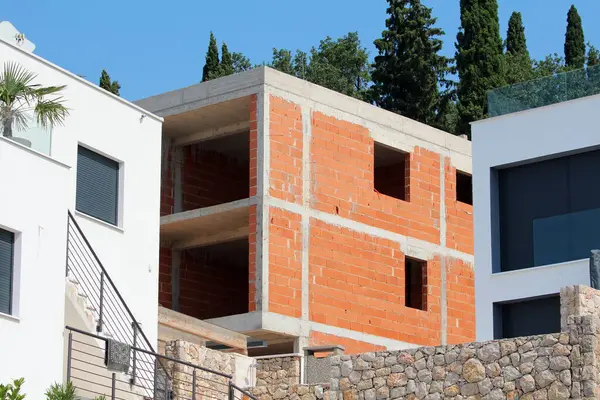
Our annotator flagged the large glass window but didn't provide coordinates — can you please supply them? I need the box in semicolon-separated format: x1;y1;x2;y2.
497;148;600;271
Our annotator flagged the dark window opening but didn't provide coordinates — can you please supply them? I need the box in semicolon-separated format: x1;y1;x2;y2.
0;229;14;315
76;146;120;225
374;142;409;201
456;171;473;205
493;295;560;339
405;257;427;310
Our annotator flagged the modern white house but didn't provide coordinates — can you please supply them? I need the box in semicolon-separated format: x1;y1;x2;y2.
0;24;163;396
472;67;600;341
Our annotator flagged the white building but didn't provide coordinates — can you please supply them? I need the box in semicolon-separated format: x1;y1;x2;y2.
472;71;600;341
0;27;162;396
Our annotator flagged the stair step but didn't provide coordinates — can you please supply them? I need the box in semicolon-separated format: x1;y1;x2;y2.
86;305;96;312
78;292;89;298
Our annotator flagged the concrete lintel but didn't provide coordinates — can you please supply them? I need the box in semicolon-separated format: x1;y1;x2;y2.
173;121;250;147
172;225;249;250
205;311;263;333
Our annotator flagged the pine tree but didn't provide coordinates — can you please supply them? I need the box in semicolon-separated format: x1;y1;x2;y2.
565;5;585;69
218;43;234;77
99;69;121;96
455;0;506;137
371;0;450;125
202;32;220;82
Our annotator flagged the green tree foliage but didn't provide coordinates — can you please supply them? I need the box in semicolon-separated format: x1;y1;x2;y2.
565;5;585;69
99;69;121;96
371;0;451;126
455;0;506;137
218;43;234;77
0;378;25;400
269;32;371;100
231;52;252;73
505;12;528;56
505;12;533;85
202;32;220;82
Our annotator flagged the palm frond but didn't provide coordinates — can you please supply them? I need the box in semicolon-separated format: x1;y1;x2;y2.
0;61;38;107
33;85;67;97
34;97;69;130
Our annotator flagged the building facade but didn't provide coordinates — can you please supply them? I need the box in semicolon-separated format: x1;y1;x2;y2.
472;70;600;341
0;34;162;395
136;67;475;355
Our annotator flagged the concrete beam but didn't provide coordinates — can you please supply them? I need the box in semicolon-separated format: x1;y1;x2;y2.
158;306;248;354
172;225;249;250
172;121;250;147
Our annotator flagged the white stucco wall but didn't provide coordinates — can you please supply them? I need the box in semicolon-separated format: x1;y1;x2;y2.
472;94;600;341
0;39;162;396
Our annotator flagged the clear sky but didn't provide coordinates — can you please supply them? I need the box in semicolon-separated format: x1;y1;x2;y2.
4;1;599;101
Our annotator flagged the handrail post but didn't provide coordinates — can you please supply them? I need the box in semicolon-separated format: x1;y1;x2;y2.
229;382;235;400
66;331;73;383
192;369;197;400
131;322;137;385
111;373;116;400
65;214;70;277
97;271;104;333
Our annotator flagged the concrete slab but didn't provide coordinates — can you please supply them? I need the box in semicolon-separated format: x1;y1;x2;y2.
161;198;257;249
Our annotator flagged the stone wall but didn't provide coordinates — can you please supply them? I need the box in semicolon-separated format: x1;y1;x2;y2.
165;340;235;400
256;356;302;386
250;383;330;400
327;285;600;400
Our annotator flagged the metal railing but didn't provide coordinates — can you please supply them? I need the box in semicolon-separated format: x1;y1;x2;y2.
66;211;162;388
66;326;257;400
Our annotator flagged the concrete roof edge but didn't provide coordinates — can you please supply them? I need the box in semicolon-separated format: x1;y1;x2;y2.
134;67;267;115
261;66;471;156
0;38;163;123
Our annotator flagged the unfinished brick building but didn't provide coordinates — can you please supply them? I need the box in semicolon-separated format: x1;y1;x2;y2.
136;67;474;356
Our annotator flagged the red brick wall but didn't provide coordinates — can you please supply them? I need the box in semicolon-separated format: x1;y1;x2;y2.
446;257;476;344
178;248;248;320
161;147;174;217
268;207;302;317
309;331;386;354
269;96;303;204
159;247;172;308
309;219;442;347
445;158;474;254
181;147;249;211
310;112;440;244
249;205;258;312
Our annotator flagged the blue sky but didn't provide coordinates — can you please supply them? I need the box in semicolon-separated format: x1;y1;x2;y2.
4;1;599;101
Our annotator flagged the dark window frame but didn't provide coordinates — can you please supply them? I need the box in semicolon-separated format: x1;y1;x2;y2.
76;145;121;226
0;228;15;316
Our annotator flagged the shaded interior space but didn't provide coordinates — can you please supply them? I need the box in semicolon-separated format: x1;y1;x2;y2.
456;170;473;205
493;295;560;339
405;257;427;311
373;142;409;201
496;148;600;272
178;239;249;320
245;337;295;357
160;96;253;215
180;132;250;211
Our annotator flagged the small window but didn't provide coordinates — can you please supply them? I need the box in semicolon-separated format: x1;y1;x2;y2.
456;171;473;205
76;146;120;225
374;142;409;201
0;229;14;315
405;257;427;311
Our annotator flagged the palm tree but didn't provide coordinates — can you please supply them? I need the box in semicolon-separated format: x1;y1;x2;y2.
0;61;69;140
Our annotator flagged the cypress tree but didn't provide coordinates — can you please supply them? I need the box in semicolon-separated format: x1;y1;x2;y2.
506;12;528;56
99;69;121;96
371;0;450;125
565;5;585;69
219;43;234;77
202;32;220;82
505;11;532;85
455;0;506;137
